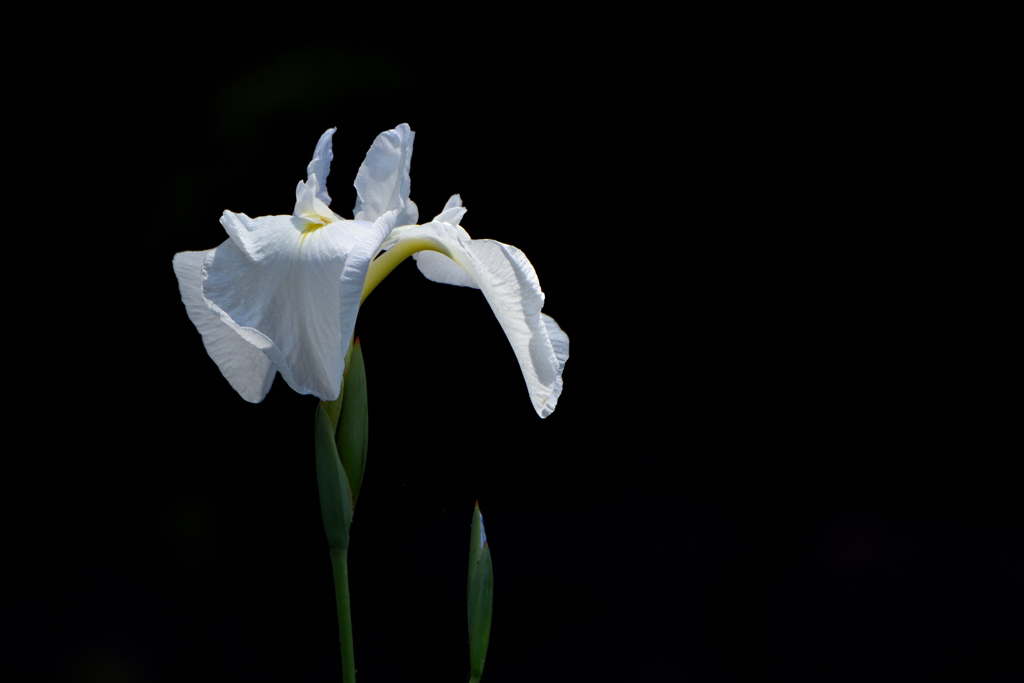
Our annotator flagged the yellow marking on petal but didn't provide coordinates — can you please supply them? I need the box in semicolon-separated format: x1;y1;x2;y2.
302;221;325;240
298;220;326;253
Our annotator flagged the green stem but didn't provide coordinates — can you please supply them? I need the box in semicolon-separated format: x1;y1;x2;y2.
469;676;482;683
330;549;357;682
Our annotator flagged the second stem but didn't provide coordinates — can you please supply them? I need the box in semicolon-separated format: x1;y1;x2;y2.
330;549;357;682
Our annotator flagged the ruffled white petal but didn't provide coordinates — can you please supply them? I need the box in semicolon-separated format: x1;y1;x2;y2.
201;213;380;401
394;222;568;417
172;249;276;403
219;211;297;263
337;209;401;355
306;127;336;206
353;123;418;227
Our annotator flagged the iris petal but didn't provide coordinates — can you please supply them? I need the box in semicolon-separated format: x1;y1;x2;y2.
353;124;418;227
306;127;336;206
202;214;380;401
337;209;401;356
434;193;467;226
172;249;276;403
395;222;568;417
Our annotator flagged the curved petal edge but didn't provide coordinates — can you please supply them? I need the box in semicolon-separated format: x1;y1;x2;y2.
172;249;276;403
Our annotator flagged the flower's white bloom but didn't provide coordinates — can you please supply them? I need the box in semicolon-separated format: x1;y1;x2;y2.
173;125;414;402
174;125;568;417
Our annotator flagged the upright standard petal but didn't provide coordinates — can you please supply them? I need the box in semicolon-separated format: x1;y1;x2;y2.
394;222;568;417
353;123;418;227
201;213;380;401
306;127;336;206
172;249;276;403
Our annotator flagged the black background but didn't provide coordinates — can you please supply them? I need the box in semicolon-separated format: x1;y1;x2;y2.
18;9;1018;682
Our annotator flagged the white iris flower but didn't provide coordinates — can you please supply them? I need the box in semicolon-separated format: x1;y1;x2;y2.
173;124;568;417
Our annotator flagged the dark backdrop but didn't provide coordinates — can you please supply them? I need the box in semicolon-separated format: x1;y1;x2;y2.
20;10;1018;682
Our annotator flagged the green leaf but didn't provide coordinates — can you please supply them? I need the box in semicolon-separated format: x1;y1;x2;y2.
336;337;369;509
468;503;493;681
315;403;352;552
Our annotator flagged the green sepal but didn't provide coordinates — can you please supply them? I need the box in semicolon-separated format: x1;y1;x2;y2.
315;403;352;552
468;503;493;681
335;338;368;509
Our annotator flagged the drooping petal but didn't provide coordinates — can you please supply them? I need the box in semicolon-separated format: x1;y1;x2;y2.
172;249;276;403
306;127;336;206
353;124;418;227
394;222;568;417
202;213;380;401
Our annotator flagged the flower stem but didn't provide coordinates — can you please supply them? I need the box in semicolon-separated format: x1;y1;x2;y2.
330;549;357;682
